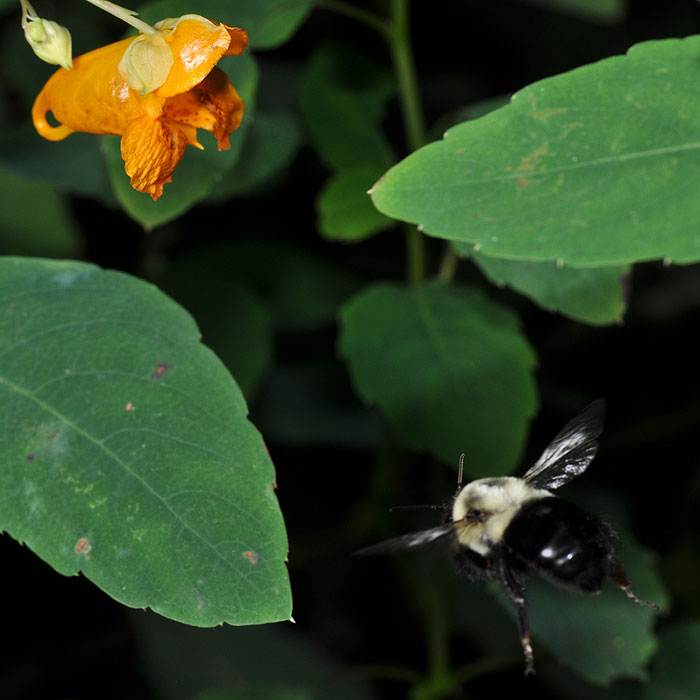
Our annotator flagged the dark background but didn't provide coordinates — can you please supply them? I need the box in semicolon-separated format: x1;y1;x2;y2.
2;1;700;698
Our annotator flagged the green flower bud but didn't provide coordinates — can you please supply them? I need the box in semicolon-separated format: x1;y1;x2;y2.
118;33;173;95
25;18;72;70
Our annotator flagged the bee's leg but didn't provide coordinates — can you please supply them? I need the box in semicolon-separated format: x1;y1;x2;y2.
608;558;659;609
495;554;535;675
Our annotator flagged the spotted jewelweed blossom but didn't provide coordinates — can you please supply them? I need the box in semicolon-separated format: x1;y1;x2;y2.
32;15;247;200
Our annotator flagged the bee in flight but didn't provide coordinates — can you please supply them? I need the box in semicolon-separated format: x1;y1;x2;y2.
357;400;658;674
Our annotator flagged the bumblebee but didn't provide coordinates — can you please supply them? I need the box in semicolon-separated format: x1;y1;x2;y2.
358;400;658;674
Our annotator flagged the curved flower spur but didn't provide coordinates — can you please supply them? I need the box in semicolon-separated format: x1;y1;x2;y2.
32;14;248;200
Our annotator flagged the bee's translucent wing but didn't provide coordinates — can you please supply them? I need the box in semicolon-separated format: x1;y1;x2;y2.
355;523;456;556
523;399;605;490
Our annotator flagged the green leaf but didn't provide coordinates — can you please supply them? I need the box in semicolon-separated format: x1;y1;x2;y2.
338;281;538;473
210;109;302;201
470;251;629;325
138;0;313;50
317;166;394;242
372;36;700;267
104;51;258;228
299;43;395;171
644;621;700;700
0;170;80;258
0;257;291;626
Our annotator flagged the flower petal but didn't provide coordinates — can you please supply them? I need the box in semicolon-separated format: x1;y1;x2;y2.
162;67;244;150
157;18;239;99
32;37;156;139
224;26;248;56
121;116;188;200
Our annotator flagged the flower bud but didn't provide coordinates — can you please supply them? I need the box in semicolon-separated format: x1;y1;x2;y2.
25;18;73;70
118;34;173;95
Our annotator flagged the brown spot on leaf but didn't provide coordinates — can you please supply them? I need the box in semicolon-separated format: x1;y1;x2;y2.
242;551;260;564
26;453;35;462
45;427;61;441
125;402;135;411
153;363;171;379
75;538;92;556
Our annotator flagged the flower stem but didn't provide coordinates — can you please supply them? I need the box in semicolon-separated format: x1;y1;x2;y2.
387;0;425;154
317;0;430;285
19;0;34;28
82;0;157;35
386;0;427;286
437;248;459;282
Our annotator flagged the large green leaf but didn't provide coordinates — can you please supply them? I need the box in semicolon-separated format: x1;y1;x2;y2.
138;0;313;50
470;252;629;325
372;36;700;267
0;257;291;626
338;281;538;473
104;51;258;228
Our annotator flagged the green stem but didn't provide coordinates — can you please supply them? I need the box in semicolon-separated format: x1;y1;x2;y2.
83;0;157;35
388;0;425;153
437;248;459;282
387;0;427;286
405;226;426;286
318;0;429;285
422;580;453;698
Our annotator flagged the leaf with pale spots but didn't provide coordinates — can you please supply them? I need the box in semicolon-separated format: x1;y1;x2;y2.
0;257;291;626
371;36;700;267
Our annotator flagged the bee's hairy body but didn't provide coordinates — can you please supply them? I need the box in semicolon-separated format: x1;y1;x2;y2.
451;476;552;556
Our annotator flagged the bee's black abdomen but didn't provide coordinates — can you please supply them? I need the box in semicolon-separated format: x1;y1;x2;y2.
504;498;614;593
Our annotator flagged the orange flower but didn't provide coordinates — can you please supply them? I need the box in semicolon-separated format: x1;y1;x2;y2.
32;16;248;200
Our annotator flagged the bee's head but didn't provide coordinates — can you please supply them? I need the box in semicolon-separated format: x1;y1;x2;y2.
451;476;548;554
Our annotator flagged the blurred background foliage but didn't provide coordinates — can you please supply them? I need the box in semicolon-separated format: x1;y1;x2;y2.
1;0;700;698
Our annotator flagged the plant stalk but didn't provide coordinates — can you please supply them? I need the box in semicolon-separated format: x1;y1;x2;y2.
83;0;157;35
387;0;427;286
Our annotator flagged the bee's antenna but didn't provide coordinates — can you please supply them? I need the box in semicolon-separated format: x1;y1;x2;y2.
389;504;439;513
456;453;465;494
